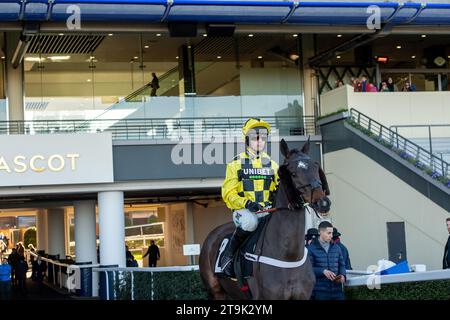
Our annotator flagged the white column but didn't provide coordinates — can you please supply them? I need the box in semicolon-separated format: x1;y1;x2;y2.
301;34;318;118
36;209;48;252
74;200;97;264
74;200;99;297
47;208;66;258
5;32;25;122
98;191;126;267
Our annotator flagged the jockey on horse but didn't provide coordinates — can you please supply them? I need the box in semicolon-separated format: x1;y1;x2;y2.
220;118;279;278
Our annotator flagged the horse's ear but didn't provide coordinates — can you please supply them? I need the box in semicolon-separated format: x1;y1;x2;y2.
280;139;290;158
301;136;310;154
319;166;330;195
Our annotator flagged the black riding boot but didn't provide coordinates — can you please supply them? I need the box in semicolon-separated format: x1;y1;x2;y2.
220;228;252;278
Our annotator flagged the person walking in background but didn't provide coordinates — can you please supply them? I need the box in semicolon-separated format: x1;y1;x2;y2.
332;227;352;270
443;217;450;269
32;255;47;293
143;240;160;267
150;72;159;97
307;221;346;300
0;258;12;300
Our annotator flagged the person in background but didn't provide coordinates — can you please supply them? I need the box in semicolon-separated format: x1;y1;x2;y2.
305;228;320;246
387;77;397;92
379;81;390;92
28;244;36;265
307;221;346;300
443;217;450;269
0;258;12;300
332;227;352;270
17;242;25;258
402;81;417;92
7;247;19;287
143;240;160;267
150;72;160;97
15;255;28;295
32;255;47;293
125;246;138;267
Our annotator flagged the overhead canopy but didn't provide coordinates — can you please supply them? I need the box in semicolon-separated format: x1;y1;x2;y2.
0;1;450;26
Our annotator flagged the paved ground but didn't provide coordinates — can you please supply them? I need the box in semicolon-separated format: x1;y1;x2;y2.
9;277;74;300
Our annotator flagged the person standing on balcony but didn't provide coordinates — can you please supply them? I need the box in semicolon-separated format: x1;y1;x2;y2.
443;217;450;269
220;118;279;278
150;72;160;97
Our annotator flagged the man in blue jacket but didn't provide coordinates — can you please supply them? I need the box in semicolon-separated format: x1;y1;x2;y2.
307;221;346;300
0;258;12;300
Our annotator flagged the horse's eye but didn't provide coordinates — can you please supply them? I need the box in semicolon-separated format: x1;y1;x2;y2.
291;172;296;177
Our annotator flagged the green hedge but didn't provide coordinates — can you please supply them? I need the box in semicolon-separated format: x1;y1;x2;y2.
113;271;208;300
345;280;450;300
111;270;450;300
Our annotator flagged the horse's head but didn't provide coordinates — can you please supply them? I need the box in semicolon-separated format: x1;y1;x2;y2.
279;138;331;213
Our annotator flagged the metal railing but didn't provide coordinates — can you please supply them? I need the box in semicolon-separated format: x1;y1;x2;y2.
0;116;317;141
389;124;450;159
348;108;450;180
346;269;450;287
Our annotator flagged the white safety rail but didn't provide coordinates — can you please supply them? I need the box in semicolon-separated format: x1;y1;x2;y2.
29;251;99;293
345;269;450;287
92;265;199;300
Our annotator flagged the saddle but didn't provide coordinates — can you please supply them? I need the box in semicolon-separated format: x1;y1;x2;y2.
214;214;272;293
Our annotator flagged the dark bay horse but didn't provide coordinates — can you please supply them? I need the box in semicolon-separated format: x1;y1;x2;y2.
199;139;332;300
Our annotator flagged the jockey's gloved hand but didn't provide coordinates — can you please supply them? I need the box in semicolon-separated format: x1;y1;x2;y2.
245;200;263;213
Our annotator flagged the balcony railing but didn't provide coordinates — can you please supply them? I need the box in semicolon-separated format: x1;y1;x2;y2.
0;116;318;141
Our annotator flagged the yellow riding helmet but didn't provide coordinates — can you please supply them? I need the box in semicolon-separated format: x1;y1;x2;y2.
242;118;271;137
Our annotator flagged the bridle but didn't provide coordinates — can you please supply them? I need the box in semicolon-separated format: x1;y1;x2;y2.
256;157;324;218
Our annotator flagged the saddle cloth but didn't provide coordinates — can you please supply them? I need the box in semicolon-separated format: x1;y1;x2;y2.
214;214;271;287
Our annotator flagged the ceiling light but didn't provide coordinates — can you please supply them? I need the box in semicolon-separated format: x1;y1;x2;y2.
248;34;254;37
412;55;416;59
203;34;207;37
87;79;91;82
337;56;341;59
48;55;71;61
289;54;299;61
337;34;342;38
58;33;64;36
144;45;149;49
292;34;298;37
156;33;162;37
396;45;402;49
25;57;45;62
134;56;139;59
1;56;5;59
108;33;113;36
176;56;179;59
257;56;263;59
421;34;426;38
375;56;389;63
217;56;222;59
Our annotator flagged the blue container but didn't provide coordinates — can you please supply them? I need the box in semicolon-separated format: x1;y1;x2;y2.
380;260;410;275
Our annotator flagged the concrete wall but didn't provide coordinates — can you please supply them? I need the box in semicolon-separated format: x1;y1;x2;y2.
320;85;450;138
192;199;230;250
324;148;449;271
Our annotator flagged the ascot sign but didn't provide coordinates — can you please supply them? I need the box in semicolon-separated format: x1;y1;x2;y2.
0;133;114;187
